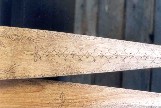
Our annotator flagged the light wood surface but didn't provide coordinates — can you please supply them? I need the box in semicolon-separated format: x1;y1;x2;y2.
1;26;161;80
0;79;161;108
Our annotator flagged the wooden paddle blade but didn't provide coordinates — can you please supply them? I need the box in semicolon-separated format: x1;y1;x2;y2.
0;26;161;80
0;79;161;107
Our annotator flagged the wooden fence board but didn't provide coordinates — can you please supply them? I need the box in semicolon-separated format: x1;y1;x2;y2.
97;0;125;39
0;79;161;107
95;0;125;87
74;0;98;35
2;26;161;80
123;0;154;91
151;0;161;92
1;0;161;92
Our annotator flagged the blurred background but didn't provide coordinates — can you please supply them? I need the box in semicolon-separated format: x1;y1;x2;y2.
0;0;161;92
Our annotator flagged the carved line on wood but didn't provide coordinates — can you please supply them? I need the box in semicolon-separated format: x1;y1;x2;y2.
0;26;161;79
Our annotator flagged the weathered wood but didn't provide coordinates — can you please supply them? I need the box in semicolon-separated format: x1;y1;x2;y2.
74;0;98;35
0;79;161;107
95;0;125;87
97;0;125;39
0;0;12;26
1;26;161;80
123;0;154;91
151;0;161;92
66;0;98;84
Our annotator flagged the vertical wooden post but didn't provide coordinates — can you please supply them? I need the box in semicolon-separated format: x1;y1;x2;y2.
74;0;98;35
151;0;161;92
95;0;125;87
123;0;154;91
97;0;125;39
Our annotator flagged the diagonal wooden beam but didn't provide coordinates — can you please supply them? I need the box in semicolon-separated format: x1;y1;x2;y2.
0;79;161;107
0;26;161;80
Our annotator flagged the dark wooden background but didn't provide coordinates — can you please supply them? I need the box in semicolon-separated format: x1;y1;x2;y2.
0;0;161;93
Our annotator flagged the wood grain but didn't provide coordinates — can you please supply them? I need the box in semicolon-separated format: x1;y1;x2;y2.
0;79;161;108
1;26;161;80
97;0;125;39
74;0;98;35
63;0;98;84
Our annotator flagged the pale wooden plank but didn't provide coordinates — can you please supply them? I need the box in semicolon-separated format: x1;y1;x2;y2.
67;0;98;84
95;0;125;87
123;0;154;91
151;0;161;92
0;79;161;107
1;27;161;80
